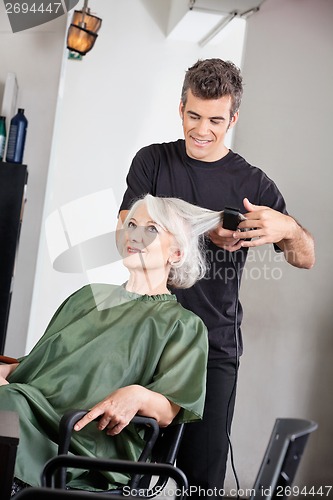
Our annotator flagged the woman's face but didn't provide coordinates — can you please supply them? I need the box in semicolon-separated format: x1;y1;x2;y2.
121;203;178;273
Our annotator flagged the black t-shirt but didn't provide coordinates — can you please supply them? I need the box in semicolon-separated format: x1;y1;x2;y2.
120;139;287;359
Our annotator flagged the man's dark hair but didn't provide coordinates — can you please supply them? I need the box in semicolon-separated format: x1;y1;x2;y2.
181;58;243;119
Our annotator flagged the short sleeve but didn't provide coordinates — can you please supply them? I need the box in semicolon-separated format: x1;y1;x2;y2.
259;174;288;215
145;312;208;424
119;146;157;211
259;175;288;253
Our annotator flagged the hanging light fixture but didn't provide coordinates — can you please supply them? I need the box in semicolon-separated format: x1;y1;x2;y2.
67;0;102;56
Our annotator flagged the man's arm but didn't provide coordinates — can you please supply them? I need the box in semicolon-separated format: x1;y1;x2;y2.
237;198;315;269
272;219;314;269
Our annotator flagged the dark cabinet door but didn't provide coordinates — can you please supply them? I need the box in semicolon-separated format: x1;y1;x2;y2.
0;161;28;354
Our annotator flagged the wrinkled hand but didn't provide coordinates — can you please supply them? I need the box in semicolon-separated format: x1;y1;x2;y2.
236;198;295;248
0;362;18;384
0;376;9;386
74;385;142;436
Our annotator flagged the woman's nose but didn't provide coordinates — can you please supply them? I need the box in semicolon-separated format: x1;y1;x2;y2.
129;225;144;242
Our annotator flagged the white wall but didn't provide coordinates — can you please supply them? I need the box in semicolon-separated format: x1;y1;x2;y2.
228;0;333;491
0;4;67;356
25;0;246;353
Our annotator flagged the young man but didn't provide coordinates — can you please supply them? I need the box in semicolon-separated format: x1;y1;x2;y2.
118;59;315;498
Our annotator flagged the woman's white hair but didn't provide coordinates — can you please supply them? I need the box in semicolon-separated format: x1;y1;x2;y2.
124;195;223;289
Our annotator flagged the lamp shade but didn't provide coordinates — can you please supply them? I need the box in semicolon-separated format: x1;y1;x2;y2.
72;9;102;33
67;24;98;55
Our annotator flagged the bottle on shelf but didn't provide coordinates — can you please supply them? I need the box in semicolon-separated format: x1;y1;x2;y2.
0;116;6;162
6;108;28;164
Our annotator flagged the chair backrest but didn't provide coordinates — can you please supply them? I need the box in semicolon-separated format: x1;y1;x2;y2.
130;422;185;494
250;418;318;500
151;422;185;465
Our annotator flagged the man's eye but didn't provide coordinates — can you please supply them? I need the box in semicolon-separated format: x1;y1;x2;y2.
210;120;222;125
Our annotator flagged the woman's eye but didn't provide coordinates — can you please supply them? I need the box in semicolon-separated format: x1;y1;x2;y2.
147;225;158;233
127;221;136;229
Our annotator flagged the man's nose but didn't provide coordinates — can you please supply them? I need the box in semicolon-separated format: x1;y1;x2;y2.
196;119;210;135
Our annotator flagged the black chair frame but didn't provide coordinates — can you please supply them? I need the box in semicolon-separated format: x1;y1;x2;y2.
13;457;188;499
250;418;318;500
56;409;185;497
42;456;187;499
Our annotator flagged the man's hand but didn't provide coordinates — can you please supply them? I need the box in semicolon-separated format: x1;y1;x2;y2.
236;198;315;269
236;198;295;247
208;199;293;252
209;227;242;252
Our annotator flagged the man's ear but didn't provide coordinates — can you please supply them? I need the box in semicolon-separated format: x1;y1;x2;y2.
228;111;239;130
179;101;184;120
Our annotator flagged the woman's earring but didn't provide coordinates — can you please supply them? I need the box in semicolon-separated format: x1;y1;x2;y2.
169;250;181;266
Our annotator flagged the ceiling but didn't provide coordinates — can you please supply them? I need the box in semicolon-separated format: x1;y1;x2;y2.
187;0;265;13
166;0;266;46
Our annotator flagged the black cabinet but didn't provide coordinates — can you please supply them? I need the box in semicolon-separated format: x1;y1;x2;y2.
0;411;20;499
0;161;28;354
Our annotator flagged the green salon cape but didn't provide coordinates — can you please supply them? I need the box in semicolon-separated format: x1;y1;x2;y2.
0;284;208;490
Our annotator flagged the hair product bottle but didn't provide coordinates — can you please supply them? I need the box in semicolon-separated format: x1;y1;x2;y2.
6;108;28;164
0;116;6;162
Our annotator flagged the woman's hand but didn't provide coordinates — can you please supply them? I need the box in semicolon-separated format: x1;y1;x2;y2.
75;386;142;436
0;362;19;385
0;376;9;386
74;385;180;436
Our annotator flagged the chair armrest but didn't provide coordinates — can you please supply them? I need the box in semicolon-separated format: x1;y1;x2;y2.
58;410;160;456
58;409;88;455
0;355;19;364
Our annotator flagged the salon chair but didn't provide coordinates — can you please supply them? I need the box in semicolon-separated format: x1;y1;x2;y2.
54;409;185;495
249;418;318;499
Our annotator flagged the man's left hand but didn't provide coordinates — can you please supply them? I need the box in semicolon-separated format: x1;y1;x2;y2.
236;198;295;248
223;198;314;268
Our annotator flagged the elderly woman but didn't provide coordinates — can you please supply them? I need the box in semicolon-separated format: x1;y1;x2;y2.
0;195;223;493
